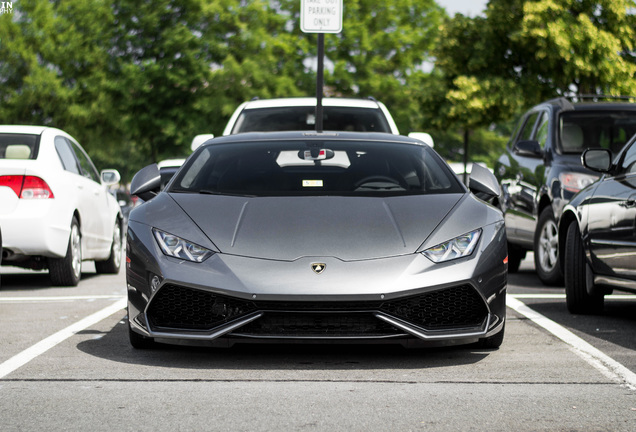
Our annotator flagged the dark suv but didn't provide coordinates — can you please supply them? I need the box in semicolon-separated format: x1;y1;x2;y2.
494;98;636;285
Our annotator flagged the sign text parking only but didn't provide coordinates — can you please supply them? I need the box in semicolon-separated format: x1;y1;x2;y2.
301;0;343;34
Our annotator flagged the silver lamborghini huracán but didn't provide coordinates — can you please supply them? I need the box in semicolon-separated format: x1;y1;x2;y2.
126;131;507;349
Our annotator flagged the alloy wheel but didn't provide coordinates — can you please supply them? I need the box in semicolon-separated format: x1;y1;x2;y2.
538;219;558;273
70;223;82;280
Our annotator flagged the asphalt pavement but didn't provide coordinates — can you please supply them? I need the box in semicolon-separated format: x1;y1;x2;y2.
1;256;635;431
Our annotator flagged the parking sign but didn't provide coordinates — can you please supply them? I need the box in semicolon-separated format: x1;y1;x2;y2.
300;0;343;34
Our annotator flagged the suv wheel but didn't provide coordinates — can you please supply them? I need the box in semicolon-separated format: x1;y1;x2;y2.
564;222;604;314
534;207;563;286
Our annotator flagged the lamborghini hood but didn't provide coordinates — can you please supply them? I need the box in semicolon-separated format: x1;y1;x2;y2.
168;194;464;261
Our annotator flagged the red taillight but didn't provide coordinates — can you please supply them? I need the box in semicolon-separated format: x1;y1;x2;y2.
0;175;23;196
0;175;54;199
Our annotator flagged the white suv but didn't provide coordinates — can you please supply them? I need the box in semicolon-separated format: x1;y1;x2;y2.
191;97;434;150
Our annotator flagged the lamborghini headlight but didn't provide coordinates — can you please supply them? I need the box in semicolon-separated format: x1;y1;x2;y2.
152;229;214;263
422;229;481;263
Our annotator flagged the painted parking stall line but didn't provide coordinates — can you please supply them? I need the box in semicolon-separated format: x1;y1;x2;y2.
0;295;124;303
0;298;126;379
507;296;636;390
510;293;636;300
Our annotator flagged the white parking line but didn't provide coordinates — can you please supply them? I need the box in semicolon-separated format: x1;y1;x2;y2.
0;295;124;303
0;298;126;379
507;296;636;390
510;293;636;300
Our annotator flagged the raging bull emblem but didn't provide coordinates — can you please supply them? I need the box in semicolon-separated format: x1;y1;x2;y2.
311;263;326;274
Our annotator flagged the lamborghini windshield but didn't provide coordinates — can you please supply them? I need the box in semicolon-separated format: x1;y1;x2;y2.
169;139;464;197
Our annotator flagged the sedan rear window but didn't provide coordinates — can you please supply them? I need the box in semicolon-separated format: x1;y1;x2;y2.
0;134;39;160
170;140;464;197
231;107;392;134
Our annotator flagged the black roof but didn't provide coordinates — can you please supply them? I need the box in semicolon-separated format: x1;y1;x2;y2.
537;97;636;112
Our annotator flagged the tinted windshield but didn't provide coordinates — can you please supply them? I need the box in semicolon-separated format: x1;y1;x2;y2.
559;110;636;154
169;140;463;197
231;106;392;134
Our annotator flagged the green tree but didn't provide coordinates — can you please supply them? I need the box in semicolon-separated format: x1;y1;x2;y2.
429;0;636;169
515;0;636;97
202;0;314;129
0;0;445;176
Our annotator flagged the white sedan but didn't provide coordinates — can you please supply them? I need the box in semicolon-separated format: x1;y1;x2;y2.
0;126;123;286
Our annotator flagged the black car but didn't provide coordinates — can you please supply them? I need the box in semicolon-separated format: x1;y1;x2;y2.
494;98;636;285
559;140;636;314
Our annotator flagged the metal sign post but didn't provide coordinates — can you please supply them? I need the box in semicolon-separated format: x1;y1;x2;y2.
316;33;325;132
300;0;343;133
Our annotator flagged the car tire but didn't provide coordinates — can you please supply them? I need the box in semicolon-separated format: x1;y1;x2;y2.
49;217;82;286
129;322;157;349
564;222;604;314
507;244;526;273
534;207;563;286
478;323;505;349
95;220;122;274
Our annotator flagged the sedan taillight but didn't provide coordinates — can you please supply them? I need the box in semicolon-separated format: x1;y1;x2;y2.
0;175;55;199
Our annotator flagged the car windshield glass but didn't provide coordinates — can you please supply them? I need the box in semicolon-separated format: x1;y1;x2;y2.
169;139;464;197
0;134;39;160
559;111;636;154
231;106;392;134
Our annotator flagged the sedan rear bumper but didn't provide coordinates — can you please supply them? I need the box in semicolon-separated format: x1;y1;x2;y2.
0;199;71;258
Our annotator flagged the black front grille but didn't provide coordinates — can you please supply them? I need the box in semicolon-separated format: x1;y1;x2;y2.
380;285;488;329
236;312;400;337
147;284;257;330
146;284;488;334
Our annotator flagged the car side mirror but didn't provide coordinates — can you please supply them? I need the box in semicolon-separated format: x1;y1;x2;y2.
514;140;544;158
469;163;501;200
191;134;215;151
130;164;161;201
101;169;121;186
582;148;612;173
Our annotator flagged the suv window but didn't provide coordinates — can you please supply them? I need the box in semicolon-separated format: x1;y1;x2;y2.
619;140;636;174
559;111;636;154
535;112;549;148
517;112;541;143
231;106;392;134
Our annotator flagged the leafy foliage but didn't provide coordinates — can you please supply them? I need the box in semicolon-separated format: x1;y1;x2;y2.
428;0;636;166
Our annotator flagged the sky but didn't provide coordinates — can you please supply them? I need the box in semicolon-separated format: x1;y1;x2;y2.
436;0;489;17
